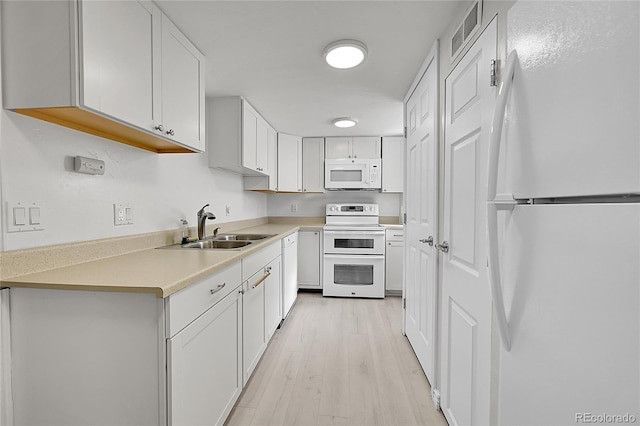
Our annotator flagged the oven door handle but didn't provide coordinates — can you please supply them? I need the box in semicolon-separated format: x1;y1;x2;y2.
323;230;385;236
323;254;385;260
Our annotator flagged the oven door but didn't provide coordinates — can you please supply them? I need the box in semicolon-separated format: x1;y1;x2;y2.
323;230;385;255
323;254;385;298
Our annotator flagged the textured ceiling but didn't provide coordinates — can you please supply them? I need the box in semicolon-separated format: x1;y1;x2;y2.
156;0;463;137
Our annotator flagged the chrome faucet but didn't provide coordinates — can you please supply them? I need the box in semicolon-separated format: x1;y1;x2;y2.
197;204;216;240
213;227;222;237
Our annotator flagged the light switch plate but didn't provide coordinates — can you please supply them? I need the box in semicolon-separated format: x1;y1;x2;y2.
7;201;44;232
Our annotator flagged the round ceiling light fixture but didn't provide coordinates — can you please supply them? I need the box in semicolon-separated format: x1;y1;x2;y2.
332;117;358;128
323;40;368;69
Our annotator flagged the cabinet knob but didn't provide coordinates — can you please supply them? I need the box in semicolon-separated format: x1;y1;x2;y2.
165;128;175;136
154;124;165;132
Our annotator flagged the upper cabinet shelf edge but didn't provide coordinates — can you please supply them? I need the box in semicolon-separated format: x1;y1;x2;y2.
1;0;205;154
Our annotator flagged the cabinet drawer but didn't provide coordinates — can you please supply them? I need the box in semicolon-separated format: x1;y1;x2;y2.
166;262;242;337
242;240;281;280
385;228;404;242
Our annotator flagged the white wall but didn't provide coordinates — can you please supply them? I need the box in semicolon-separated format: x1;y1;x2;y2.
0;111;267;251
267;192;402;219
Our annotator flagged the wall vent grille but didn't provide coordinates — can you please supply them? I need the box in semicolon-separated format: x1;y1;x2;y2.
450;0;483;62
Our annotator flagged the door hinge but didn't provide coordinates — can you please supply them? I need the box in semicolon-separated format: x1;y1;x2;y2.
403;126;407;138
403;213;407;224
403;298;406;309
490;59;497;87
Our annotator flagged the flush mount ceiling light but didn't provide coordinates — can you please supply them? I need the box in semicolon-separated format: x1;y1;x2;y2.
332;117;358;128
323;40;368;69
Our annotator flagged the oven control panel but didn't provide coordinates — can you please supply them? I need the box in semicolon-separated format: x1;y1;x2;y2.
326;203;379;216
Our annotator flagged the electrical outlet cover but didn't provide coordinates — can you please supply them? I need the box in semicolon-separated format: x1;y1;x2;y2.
114;203;133;225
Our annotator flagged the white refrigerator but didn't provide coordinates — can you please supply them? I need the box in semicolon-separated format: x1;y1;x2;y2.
489;1;639;424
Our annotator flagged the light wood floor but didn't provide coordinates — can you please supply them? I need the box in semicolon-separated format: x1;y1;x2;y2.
225;292;447;426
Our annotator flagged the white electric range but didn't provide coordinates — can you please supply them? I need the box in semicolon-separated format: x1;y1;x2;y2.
322;203;385;298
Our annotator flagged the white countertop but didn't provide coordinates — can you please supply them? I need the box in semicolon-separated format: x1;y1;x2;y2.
1;224;300;298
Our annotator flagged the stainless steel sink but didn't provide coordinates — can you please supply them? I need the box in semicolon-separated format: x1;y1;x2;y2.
181;240;252;249
212;233;274;241
157;233;275;251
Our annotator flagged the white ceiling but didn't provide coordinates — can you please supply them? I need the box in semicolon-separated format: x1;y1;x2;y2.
155;1;463;137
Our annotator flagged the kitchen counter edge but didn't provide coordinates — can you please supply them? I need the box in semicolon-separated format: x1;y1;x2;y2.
0;225;301;298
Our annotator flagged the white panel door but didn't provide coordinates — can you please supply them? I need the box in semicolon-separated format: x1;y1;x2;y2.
441;19;496;426
404;50;438;385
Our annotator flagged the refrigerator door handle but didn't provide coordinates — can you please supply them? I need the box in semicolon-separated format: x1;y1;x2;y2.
487;50;518;352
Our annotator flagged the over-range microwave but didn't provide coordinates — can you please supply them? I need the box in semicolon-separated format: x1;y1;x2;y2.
324;159;381;190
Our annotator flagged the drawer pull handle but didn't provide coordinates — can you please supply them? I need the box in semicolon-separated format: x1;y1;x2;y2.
210;283;226;295
252;272;271;289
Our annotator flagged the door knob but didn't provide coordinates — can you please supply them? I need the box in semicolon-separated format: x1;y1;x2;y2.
436;241;449;253
419;236;434;246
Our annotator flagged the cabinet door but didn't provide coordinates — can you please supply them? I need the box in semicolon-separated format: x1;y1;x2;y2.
352;136;381;159
385;241;404;292
267;126;278;191
302;137;325;192
256;118;269;173
81;0;154;131
243;271;267;384
168;288;242;426
264;257;282;341
277;133;302;192
325;137;352;159
157;12;205;151
242;104;258;171
298;231;321;289
382;136;405;192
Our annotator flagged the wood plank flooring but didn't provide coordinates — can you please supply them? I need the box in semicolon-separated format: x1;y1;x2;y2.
225;292;447;426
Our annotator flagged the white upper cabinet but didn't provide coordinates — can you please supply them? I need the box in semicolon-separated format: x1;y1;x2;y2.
208;97;271;176
382;136;405;193
302;137;325;193
81;0;154;133
277;133;303;192
243;123;278;192
1;0;205;153
155;11;206;152
325;136;381;159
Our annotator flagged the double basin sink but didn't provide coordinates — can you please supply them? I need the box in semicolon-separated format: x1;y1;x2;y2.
162;234;275;251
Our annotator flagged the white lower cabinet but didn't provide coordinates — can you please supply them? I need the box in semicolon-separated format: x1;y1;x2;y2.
264;256;282;341
385;228;404;293
298;230;322;289
168;288;242;426
9;239;287;426
241;240;281;384
242;269;266;385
